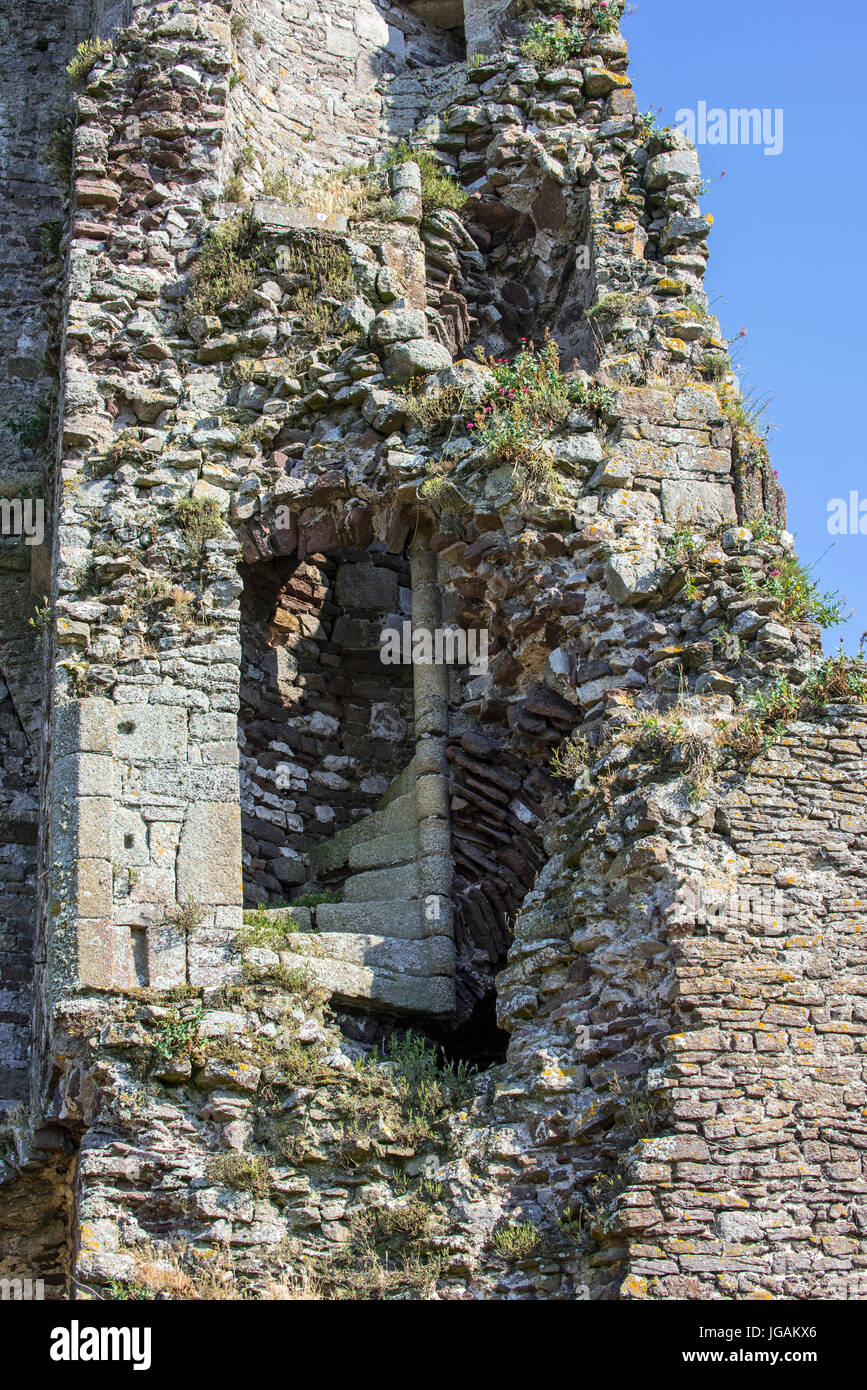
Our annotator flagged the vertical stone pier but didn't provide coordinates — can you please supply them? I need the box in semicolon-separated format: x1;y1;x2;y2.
410;528;455;965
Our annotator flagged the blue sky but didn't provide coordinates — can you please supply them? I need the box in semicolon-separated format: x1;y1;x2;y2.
623;0;866;653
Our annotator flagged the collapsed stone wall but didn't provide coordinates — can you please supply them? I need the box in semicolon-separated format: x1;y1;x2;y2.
0;0;863;1301
32;706;866;1303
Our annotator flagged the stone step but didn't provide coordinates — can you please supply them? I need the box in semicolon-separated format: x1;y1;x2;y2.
379;756;417;808
307;791;416;877
341;861;419;903
280;932;455;1017
314;900;427;940
347;827;417;871
243;906;313;932
288;931;453;976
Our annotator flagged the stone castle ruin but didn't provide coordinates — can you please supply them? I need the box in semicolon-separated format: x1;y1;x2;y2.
0;0;864;1300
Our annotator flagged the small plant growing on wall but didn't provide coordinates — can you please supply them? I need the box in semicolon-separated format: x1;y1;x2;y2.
718;642;867;768
237;907;307;950
280;238;356;338
585;291;642;323
377;141;467;220
173;905;205;935
6;400;50;451
209;1151;270;1198
66;38;113;89
464;335;613;465
491;1220;543;1261
521;16;587;68
290;889;341;908
175;496;226;558
40;220;64;263
700;350;730;381
148;1006;203;1069
28;602;53;640
550;734;593;781
262;167;365;222
183;214;259;322
739;554;845;629
521;5;623;68
281;239;355;298
223;172;248;204
44;114;75;185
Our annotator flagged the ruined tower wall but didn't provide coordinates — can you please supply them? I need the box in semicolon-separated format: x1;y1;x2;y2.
484;710;867;1302
0;0;864;1302
33;0;464;1060
0;2;140;1114
620;711;867;1300
0;0;93;481
222;0;465;184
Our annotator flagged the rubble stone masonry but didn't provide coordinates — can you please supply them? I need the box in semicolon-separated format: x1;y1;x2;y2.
0;0;863;1301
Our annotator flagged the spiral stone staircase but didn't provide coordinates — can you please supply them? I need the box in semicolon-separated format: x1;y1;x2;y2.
243;542;457;1017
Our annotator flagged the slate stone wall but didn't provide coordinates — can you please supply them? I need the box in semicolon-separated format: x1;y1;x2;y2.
0;0;863;1302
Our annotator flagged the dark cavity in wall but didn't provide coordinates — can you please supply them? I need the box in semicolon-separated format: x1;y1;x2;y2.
239;543;415;906
335;1002;509;1070
389;0;467;65
0;682;39;1108
548;192;597;371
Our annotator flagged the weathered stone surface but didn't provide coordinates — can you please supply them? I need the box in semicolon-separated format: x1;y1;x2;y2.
386;338;453;378
314;901;427;939
177;803;243;906
661;480;737;526
369;308;427;346
1;0;861;1312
